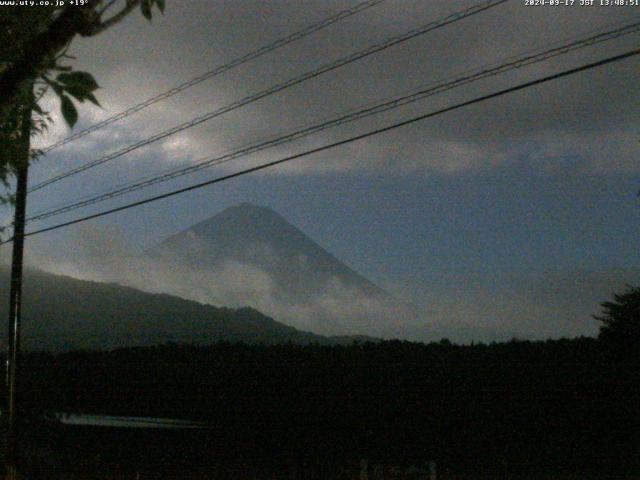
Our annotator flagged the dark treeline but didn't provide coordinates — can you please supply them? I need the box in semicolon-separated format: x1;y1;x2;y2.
10;336;639;478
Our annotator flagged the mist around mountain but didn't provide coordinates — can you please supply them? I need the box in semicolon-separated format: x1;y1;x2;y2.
15;203;637;343
149;203;386;299
0;267;373;351
0;203;419;348
142;203;418;337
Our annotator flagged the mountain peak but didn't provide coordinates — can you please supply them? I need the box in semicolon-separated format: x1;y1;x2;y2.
148;203;388;303
143;203;406;338
187;203;295;240
227;202;275;214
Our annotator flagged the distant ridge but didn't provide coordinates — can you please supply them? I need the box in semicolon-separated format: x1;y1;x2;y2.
0;267;378;351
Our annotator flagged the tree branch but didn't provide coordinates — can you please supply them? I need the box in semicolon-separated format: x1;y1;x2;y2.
0;6;91;121
87;0;141;36
0;0;142;121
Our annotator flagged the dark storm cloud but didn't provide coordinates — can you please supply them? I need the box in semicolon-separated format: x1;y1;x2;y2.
33;0;640;179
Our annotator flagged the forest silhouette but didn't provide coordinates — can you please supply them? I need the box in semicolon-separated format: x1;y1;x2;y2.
10;316;640;478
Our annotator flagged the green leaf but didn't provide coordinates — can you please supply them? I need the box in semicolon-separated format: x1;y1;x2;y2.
141;0;152;20
60;84;101;107
85;92;101;107
156;0;165;14
62;85;87;103
56;71;99;91
60;95;78;128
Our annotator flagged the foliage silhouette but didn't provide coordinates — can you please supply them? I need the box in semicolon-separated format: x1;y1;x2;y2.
10;337;640;478
594;285;640;353
0;0;165;202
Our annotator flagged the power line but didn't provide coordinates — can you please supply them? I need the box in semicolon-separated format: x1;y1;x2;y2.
30;16;640;220
3;47;636;245
23;20;640;224
29;0;508;193
39;0;388;154
32;0;506;191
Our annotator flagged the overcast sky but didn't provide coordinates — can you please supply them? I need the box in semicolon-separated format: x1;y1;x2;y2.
6;0;640;342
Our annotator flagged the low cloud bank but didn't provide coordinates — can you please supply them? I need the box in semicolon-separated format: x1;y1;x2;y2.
18;225;638;343
20;225;421;339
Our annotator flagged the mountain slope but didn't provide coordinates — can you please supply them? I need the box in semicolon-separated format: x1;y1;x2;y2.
148;203;387;302
143;203;408;337
0;267;361;351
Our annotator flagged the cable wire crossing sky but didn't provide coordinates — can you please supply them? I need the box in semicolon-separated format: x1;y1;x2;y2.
30;0;507;192
21;20;640;225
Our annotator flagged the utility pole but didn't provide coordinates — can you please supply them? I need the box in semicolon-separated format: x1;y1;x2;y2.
5;87;32;480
